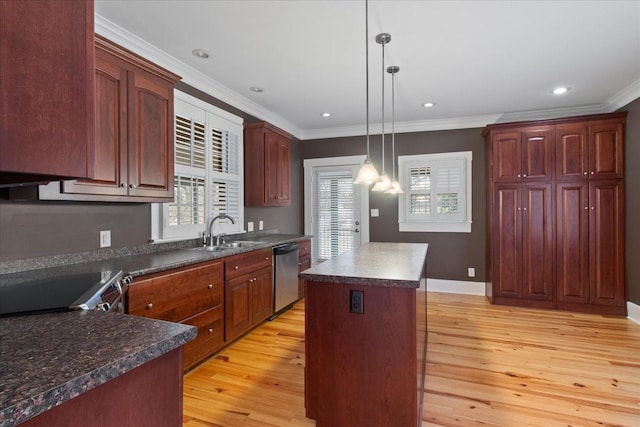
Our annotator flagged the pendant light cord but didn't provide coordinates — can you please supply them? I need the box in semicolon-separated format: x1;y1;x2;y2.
365;0;370;161
381;39;385;174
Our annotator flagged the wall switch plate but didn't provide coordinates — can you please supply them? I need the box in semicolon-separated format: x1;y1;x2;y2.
247;221;254;232
259;220;264;230
100;230;111;248
468;267;475;277
350;290;364;314
370;209;379;217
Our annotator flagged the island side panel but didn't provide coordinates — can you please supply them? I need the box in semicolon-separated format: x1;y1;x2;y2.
19;348;184;427
417;288;428;425
305;281;417;426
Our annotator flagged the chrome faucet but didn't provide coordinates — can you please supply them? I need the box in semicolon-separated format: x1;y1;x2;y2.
204;214;236;247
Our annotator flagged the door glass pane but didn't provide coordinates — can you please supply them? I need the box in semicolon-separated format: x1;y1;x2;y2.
315;171;355;261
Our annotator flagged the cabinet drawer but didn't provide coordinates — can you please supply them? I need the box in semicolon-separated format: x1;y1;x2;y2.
128;261;223;322
225;248;272;280
298;239;311;257
182;305;224;371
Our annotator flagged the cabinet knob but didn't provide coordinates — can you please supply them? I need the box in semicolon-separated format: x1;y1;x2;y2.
265;256;270;261
208;284;213;289
146;303;153;309
591;206;595;210
130;184;137;189
517;207;521;211
584;171;588;175
234;265;239;270
523;174;527;178
120;183;127;188
584;206;588;210
208;328;213;334
591;171;595;175
517;174;521;178
523;207;527;211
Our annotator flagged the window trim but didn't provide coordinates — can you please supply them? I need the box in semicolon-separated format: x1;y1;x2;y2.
151;90;244;243
397;151;472;233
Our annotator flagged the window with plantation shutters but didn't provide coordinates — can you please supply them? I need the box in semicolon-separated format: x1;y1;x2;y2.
398;152;472;233
152;91;243;241
315;170;355;261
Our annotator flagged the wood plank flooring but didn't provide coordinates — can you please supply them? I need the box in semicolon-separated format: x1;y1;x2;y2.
183;292;640;426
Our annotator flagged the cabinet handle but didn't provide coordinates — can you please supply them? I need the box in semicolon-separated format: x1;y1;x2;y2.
146;303;153;310
208;284;213;289
234;265;239;270
208;328;213;334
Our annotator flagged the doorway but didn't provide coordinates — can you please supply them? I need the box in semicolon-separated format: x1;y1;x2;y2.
304;156;369;264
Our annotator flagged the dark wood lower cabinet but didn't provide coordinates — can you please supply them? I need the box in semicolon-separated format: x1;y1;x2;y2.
225;265;273;342
20;348;184;427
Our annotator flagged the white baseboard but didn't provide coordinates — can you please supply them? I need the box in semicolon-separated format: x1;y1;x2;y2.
628;301;640;324
422;278;486;296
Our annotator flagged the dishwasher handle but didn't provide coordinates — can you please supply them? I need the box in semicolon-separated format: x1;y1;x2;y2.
273;243;299;255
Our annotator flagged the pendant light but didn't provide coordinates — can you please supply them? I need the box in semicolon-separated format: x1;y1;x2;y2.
354;0;381;185
385;65;404;194
372;33;392;192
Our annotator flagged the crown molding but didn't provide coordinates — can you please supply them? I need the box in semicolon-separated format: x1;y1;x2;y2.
603;77;640;112
94;14;301;137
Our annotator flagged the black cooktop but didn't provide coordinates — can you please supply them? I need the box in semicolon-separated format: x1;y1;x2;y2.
0;271;121;317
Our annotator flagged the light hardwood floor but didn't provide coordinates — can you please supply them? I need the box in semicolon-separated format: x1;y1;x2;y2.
183;292;640;426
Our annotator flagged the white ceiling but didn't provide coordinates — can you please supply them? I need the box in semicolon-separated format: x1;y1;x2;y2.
95;0;640;140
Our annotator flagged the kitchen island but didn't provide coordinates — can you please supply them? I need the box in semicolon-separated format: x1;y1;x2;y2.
0;307;195;427
299;242;428;427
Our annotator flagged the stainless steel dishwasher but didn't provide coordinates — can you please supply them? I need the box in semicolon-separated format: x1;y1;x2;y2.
272;242;299;318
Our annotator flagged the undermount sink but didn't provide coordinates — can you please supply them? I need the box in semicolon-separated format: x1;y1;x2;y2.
221;241;263;248
182;246;225;252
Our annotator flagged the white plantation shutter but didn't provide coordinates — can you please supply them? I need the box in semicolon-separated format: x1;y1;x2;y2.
398;152;472;233
155;92;243;240
315;171;354;261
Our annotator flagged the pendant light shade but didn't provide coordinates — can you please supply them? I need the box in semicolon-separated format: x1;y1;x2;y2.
385;65;404;194
354;0;381;185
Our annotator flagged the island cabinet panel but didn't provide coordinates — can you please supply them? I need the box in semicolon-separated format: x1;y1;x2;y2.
127;260;224;371
0;0;95;184
38;35;181;202
485;112;626;315
224;249;273;342
19;348;184;427
244;121;292;206
305;283;419;426
297;239;312;298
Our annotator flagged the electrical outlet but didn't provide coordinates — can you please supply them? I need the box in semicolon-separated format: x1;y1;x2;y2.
100;230;111;248
350;290;364;314
259;220;264;230
370;209;379;217
247;221;254;232
468;267;475;278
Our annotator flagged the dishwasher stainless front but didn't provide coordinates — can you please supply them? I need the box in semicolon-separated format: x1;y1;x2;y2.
272;242;299;317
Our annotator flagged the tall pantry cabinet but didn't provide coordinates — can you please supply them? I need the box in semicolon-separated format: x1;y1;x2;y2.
484;112;627;315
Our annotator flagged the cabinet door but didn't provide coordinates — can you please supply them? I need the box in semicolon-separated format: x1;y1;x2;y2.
521;183;554;300
127;66;174;198
491;132;521;182
182;305;224;371
492;184;521;298
590;180;625;306
521;127;553;181
61;51;129;196
225;275;252;341
264;130;290;206
556;182;590;303
0;0;95;181
251;267;274;325
589;121;624;180
556;123;588;181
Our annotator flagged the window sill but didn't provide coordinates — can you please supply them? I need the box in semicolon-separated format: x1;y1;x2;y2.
399;221;471;233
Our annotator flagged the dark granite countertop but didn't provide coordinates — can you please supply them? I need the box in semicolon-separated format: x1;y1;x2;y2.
0;231;310;427
0;310;196;427
299;242;428;288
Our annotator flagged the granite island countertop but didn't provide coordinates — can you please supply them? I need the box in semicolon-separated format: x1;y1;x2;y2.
298;242;428;288
0;231;310;426
0;310;196;427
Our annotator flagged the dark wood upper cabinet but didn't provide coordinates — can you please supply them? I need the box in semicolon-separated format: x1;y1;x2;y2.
244;122;292;207
37;36;181;202
0;0;95;184
490;126;553;182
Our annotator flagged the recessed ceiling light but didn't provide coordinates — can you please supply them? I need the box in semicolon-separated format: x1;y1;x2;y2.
192;49;211;59
552;86;570;95
321;113;331;117
249;86;265;93
422;102;435;108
